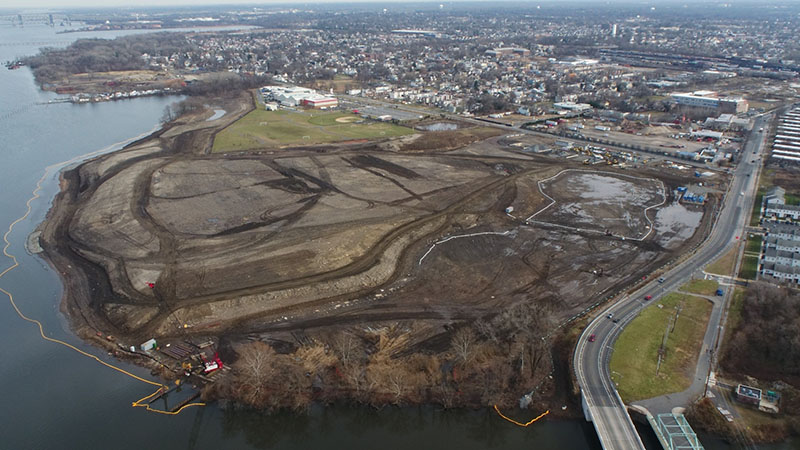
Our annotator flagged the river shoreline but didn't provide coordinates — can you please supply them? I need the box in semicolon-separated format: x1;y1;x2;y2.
31;91;583;416
0;22;613;450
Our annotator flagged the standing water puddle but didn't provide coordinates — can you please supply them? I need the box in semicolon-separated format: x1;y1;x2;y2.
206;109;226;121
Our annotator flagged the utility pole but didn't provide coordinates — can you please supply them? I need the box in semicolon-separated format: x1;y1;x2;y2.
656;314;674;375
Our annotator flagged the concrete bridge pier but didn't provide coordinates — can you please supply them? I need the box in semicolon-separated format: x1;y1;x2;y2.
582;392;592;422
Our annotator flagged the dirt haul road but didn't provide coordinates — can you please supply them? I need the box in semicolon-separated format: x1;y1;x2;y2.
39;93;718;361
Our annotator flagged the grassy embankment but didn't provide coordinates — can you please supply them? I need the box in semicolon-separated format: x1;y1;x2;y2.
739;256;760;280
749;189;763;227
741;165;770;278
721;288;746;348
681;279;719;296
749;168;772;226
705;245;738;276
610;292;713;401
745;235;763;254
212;109;413;152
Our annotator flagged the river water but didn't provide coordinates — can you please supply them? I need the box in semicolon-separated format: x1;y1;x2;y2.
0;23;778;450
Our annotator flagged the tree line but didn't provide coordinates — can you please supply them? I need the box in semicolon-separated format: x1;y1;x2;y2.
204;301;555;412
24;33;198;85
723;283;800;381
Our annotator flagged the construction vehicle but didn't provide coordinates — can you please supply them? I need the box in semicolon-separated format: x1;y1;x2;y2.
201;353;224;374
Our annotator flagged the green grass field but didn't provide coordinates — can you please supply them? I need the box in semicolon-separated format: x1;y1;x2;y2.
212;109;413;152
610;292;713;402
681;279;719;296
724;288;746;342
786;193;800;206
739;255;760;280
749;189;763;226
745;235;763;254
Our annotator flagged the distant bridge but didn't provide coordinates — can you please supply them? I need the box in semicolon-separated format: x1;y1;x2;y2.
0;13;72;26
0;40;73;48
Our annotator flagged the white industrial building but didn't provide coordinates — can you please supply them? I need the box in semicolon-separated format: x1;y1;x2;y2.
703;114;750;131
260;85;337;108
671;91;748;113
672;92;720;109
771;108;800;163
690;130;724;140
553;101;592;112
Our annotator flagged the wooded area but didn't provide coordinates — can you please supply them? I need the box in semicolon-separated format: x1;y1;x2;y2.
24;33;195;84
204;302;555;411
723;283;800;381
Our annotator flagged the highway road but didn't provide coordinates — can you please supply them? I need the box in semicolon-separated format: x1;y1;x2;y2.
573;113;771;449
350;94;773;447
349;94;774;447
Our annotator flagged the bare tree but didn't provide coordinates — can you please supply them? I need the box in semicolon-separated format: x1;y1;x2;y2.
388;372;406;405
474;318;499;344
234;341;276;407
452;327;477;365
512;334;549;380
333;333;363;366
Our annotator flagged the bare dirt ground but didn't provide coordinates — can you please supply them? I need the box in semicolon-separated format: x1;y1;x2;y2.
47;69;186;94
39;92;719;408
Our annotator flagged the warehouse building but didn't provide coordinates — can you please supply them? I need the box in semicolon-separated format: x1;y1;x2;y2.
260;85;338;109
301;95;339;109
671;91;748;114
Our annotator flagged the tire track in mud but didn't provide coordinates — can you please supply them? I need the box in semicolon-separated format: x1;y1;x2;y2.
341;156;424;202
135;165;558;338
56;108;695;345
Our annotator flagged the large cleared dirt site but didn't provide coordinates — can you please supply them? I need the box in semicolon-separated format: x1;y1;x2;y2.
39;93;720;407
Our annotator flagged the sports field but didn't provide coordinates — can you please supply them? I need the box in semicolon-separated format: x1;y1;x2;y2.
212;109;414;152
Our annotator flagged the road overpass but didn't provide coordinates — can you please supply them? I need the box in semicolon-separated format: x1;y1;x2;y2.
573;113;770;450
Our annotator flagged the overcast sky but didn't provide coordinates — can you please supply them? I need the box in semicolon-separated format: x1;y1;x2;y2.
6;0;468;9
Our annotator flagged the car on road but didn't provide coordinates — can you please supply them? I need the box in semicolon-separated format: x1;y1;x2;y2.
644;295;653;300
658;277;665;283
607;313;613;319
588;334;596;342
